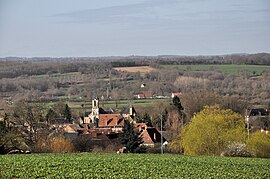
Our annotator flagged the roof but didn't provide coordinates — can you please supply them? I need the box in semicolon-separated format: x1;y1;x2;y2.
135;123;147;128
135;92;153;98
121;103;136;115
63;124;81;133
99;108;109;114
172;92;182;97
249;108;268;116
143;127;167;144
98;114;123;127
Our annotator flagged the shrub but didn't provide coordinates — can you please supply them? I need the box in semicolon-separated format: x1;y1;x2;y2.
169;132;184;154
247;131;270;158
91;146;104;153
49;136;74;153
72;135;121;153
103;144;121;153
221;142;252;157
32;138;50;153
144;144;170;154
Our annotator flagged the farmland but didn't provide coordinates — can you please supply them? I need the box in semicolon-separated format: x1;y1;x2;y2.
0;153;269;178
31;98;170;113
162;64;270;75
113;66;155;73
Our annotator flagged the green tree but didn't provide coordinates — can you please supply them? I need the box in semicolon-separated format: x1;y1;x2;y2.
51;102;66;118
172;96;184;122
247;131;270;158
166;96;186;137
119;120;143;153
137;113;152;127
180;105;246;156
172;96;184;111
46;108;57;123
63;104;72;122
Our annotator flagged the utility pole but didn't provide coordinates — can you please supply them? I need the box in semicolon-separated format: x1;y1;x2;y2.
245;109;250;139
246;115;250;139
160;114;163;154
106;85;109;99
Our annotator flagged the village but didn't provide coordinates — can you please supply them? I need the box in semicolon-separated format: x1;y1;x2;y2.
0;93;179;154
1;0;270;177
0;90;269;155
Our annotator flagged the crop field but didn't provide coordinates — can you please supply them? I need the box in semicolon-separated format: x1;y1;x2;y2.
0;153;269;178
113;66;155;73
163;64;270;75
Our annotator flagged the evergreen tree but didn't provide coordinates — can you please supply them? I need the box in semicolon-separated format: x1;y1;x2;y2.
142;113;153;127
63;104;72;122
46;108;57;123
173;96;184;111
172;96;185;125
119;120;143;153
137;113;153;127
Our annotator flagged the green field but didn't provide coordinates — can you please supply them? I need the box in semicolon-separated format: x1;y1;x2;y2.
0;153;269;178
163;64;270;75
33;98;170;111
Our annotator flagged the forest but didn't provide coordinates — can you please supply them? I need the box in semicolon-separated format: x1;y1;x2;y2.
0;53;269;108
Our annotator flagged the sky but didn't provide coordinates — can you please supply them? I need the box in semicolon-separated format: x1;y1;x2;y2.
0;0;270;57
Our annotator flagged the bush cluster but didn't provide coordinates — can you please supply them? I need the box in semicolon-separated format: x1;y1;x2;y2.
247;132;270;158
221;142;252;157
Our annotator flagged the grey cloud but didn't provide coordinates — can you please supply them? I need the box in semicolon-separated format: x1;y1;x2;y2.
52;0;179;24
50;0;270;31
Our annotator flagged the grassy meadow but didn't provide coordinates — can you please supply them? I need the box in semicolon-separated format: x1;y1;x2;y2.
0;153;269;178
31;98;170;114
163;64;270;75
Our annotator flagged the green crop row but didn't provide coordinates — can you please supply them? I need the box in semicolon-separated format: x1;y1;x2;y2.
0;153;269;178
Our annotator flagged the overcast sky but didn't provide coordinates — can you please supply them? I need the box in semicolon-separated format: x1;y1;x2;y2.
0;0;269;57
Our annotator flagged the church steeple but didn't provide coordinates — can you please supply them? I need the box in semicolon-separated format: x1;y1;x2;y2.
92;98;99;117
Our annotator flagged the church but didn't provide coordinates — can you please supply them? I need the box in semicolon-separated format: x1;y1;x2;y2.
80;98;166;146
82;98;136;134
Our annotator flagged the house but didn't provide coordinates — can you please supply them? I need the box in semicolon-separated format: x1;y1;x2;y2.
171;92;182;98
134;92;153;99
135;123;167;146
247;108;269;132
63;124;80;140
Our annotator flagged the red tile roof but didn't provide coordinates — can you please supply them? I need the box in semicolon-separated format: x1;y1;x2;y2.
99;114;123;127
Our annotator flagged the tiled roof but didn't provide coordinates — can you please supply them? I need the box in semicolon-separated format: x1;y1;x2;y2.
98;114;123;127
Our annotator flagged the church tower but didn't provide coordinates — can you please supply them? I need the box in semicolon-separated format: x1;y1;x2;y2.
91;98;99;120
